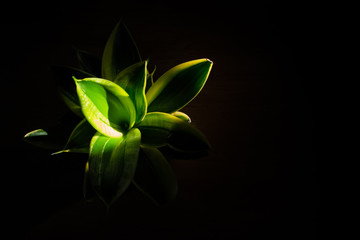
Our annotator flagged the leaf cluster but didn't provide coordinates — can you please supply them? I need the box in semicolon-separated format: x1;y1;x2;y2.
24;20;213;207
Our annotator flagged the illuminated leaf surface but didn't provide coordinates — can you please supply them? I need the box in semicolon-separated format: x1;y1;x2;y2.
102;21;141;80
88;128;141;205
75;77;136;138
172;111;191;123
133;146;177;205
137;112;210;153
114;61;148;123
146;59;213;113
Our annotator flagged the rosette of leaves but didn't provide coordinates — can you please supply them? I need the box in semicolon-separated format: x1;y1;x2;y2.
24;20;213;207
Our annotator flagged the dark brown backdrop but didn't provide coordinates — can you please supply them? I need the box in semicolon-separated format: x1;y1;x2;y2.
2;1;317;239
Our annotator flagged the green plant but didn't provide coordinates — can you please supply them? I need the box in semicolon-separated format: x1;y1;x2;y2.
24;20;213;207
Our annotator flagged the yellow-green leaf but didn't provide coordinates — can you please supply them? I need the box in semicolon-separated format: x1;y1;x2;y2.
23;113;81;150
114;61;148;123
172;111;191;123
74;77;136;138
146;59;213;113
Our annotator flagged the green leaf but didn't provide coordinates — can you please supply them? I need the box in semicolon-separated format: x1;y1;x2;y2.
51;65;95;117
88;128;141;206
172;111;191;123
53;119;96;154
23;113;81;150
114;61;148;124
133;146;177;205
137;112;210;153
146;59;213;113
24;129;51;148
76;48;102;77
138;127;169;148
102;20;142;81
74;77;136;138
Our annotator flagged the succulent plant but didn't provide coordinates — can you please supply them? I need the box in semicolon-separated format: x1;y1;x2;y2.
24;20;213;207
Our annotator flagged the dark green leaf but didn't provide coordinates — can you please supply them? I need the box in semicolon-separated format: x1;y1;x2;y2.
23;112;80;150
51;65;95;117
137;112;210;153
88;128;141;206
138;127;169;148
76;49;102;77
24;129;51;148
102;20;142;81
114;61;148;123
146;59;213;113
74;77;136;138
133;146;177;205
53;119;96;154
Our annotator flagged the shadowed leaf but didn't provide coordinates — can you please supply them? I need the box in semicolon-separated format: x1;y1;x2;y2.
52;65;95;117
89;128;141;206
138;112;210;153
102;20;141;80
133;146;177;205
76;49;102;77
53;119;96;154
23;113;81;150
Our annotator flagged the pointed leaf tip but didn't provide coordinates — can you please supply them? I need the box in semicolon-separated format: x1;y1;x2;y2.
52;65;94;117
146;58;213;113
102;20;142;80
24;129;48;138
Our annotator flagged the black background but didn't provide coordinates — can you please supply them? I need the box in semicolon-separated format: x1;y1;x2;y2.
2;1;317;239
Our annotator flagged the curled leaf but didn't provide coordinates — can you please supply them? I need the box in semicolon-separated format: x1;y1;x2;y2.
172;111;191;123
74;77;136;138
114;61;148;124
